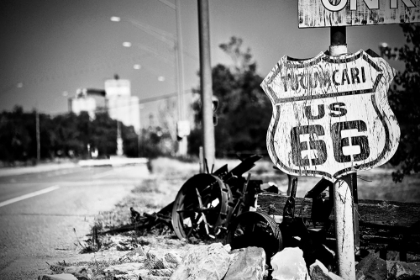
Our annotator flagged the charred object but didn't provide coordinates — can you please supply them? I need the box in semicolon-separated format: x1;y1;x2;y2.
172;154;420;267
170;154;337;267
101;154;419;268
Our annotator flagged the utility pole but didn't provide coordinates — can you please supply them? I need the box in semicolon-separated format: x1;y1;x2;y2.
175;0;188;156
117;120;123;156
35;110;40;162
198;0;215;168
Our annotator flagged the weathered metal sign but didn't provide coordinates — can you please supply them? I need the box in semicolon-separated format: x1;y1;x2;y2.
261;50;400;181
298;0;420;28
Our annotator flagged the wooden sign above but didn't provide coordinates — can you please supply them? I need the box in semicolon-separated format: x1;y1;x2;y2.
298;0;420;28
261;50;400;181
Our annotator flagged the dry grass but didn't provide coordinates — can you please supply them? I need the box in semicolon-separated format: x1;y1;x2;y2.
52;158;202;278
91;157;420;234
54;157;420;279
227;157;420;203
356;168;420;202
92;157;199;232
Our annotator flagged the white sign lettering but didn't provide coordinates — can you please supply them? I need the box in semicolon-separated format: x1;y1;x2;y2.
299;0;420;28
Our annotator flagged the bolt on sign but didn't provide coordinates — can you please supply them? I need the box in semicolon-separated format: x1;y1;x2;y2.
261;50;400;181
298;0;420;28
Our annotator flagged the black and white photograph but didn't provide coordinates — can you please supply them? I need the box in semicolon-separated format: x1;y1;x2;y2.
0;0;419;279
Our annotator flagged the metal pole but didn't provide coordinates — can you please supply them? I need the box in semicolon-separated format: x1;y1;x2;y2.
138;114;142;158
198;0;215;167
330;26;347;54
330;26;356;280
350;172;360;254
174;39;182;121
175;0;188;156
175;0;186;119
117;120;123;156
68;98;72;112
199;146;204;173
35;110;40;162
333;178;356;279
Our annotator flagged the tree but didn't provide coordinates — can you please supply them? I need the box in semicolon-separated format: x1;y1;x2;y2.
0;108;142;162
0;106;32;162
388;24;420;181
219;37;253;74
190;37;272;157
52;113;84;158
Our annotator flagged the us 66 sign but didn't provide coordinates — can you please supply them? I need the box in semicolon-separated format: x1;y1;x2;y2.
261;50;400;181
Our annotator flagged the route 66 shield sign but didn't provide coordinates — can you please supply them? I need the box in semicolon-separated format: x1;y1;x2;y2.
261;50;400;181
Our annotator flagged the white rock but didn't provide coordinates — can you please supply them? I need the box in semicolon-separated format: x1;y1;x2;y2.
140;276;171;280
104;262;146;274
310;260;343;280
224;247;266;280
149;268;174;277
38;274;78;280
170;242;231;280
271;247;309;280
164;252;182;269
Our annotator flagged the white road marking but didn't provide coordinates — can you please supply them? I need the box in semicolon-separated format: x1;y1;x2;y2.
0;185;60;208
91;170;115;179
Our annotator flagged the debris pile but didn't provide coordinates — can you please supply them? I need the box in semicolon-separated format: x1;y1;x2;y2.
42;155;420;279
41;240;420;280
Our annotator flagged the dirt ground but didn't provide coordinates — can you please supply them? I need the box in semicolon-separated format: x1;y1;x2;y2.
51;157;420;278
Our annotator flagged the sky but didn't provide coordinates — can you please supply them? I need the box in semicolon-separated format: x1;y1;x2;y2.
0;0;407;125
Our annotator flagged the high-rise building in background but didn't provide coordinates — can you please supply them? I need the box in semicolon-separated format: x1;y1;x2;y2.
68;77;140;133
68;92;96;119
67;76;141;157
105;78;140;132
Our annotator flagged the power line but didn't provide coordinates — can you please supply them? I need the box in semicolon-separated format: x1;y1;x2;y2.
155;0;176;10
62;89;193;115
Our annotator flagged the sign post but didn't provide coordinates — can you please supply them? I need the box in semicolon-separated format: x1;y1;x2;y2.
329;26;357;279
333;177;356;278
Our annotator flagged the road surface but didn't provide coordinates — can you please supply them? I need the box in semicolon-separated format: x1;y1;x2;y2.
0;164;149;279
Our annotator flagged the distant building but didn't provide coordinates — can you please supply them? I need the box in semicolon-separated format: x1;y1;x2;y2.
107;95;140;132
104;78;131;97
105;78;140;132
67;77;140;132
68;95;96;119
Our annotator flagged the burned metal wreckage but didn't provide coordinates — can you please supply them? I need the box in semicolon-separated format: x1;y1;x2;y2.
98;154;420;268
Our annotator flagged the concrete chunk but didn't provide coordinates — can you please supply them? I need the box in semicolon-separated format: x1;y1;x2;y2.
271;247;309;280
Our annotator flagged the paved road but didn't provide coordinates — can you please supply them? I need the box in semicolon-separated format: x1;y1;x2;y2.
0;164;149;279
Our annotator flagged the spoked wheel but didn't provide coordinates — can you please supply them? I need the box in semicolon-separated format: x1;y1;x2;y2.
226;211;283;260
171;173;232;240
